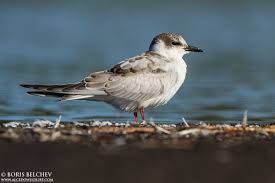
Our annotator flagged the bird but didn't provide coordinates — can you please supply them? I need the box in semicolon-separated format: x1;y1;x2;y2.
21;32;203;124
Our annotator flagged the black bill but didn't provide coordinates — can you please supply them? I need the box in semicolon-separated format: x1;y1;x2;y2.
184;45;203;52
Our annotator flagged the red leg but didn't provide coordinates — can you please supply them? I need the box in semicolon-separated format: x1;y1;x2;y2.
139;108;145;122
133;112;139;124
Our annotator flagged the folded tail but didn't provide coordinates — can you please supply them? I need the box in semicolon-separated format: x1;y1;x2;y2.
20;83;94;101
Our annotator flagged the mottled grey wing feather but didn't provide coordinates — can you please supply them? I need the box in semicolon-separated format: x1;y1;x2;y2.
84;52;170;101
22;51;171;103
104;74;166;101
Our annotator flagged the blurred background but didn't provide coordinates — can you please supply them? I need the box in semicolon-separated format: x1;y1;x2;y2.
0;0;274;123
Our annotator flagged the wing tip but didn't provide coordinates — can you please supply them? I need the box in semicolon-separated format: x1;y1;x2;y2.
20;84;29;88
20;84;39;89
26;91;46;96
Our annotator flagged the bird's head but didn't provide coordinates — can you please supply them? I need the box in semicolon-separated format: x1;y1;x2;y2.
149;32;203;59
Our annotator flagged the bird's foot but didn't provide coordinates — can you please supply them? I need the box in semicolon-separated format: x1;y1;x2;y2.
140;120;147;125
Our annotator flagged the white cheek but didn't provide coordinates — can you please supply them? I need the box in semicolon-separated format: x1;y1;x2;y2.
172;48;189;57
150;40;188;59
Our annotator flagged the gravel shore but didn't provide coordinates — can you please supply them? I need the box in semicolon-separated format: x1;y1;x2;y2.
1;121;275;183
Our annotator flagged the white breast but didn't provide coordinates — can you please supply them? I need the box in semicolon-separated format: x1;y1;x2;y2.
141;58;187;108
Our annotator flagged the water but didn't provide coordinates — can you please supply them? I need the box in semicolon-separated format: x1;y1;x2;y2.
0;0;275;123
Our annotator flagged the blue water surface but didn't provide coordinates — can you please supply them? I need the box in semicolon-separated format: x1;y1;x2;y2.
0;0;275;123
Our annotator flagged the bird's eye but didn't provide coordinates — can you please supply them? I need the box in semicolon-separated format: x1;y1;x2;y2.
172;41;181;46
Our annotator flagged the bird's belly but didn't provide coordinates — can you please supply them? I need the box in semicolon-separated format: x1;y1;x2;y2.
141;65;186;108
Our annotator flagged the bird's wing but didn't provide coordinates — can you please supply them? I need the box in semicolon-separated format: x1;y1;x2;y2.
84;51;174;101
22;51;174;102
